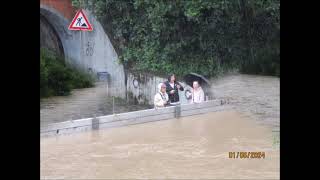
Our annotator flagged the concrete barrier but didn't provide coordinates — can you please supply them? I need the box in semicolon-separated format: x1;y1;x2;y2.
40;100;231;137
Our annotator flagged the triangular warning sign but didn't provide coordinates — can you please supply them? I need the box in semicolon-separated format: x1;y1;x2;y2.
68;9;93;31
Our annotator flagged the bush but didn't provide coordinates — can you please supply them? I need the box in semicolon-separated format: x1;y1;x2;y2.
40;52;49;97
40;48;94;98
68;67;94;89
240;46;280;76
73;0;280;77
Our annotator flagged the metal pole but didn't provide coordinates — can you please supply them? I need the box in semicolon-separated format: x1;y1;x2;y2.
106;80;108;97
112;96;115;114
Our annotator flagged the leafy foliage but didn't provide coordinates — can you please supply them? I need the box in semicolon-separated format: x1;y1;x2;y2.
73;0;280;77
40;48;94;98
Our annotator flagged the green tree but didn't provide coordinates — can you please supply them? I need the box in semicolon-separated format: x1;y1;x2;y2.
72;0;280;77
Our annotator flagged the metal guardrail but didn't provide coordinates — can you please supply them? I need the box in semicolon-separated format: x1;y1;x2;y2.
40;99;231;137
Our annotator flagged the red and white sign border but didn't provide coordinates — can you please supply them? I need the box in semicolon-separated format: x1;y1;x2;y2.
68;9;93;31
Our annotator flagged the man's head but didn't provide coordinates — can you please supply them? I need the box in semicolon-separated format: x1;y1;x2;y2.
158;83;167;93
193;81;200;89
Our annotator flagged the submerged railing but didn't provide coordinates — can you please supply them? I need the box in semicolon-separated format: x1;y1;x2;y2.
40;99;231;137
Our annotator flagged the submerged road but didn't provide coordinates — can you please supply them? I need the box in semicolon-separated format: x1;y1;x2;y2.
41;73;280;179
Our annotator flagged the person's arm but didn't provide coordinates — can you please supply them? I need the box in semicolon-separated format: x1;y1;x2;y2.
165;93;169;105
200;89;205;102
189;89;194;104
154;94;164;107
165;82;172;94
167;82;176;95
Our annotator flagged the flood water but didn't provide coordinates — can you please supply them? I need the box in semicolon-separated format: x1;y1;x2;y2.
210;74;280;133
41;74;280;179
41;111;279;179
40;82;152;126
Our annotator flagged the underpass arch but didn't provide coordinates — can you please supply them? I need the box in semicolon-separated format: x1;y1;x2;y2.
40;5;126;98
40;13;65;58
40;5;81;68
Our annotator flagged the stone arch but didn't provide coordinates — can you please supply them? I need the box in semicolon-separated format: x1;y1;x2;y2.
40;13;64;58
40;5;80;67
40;5;126;98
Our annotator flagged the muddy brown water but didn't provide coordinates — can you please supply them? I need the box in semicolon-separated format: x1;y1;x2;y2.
41;74;280;179
41;111;279;179
210;74;280;133
40;82;152;126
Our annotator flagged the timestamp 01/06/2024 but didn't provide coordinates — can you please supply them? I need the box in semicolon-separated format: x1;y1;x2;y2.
229;152;266;159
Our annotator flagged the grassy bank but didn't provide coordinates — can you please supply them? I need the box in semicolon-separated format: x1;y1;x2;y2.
40;48;94;98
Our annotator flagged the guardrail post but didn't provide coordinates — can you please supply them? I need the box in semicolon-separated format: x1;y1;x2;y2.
112;96;115;114
92;115;99;130
175;105;181;118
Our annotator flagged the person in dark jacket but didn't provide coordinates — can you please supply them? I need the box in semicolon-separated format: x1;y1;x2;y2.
165;74;184;103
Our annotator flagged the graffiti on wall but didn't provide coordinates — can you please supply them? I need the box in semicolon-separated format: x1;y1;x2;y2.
85;41;94;56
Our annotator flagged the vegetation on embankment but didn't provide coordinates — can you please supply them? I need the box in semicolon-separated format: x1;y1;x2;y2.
40;48;94;98
72;0;279;77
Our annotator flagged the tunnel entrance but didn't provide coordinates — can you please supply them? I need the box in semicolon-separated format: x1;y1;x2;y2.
40;14;64;58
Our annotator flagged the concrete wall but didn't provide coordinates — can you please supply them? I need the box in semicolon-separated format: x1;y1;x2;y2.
126;72;166;105
41;99;231;137
126;71;193;105
40;5;126;98
77;10;126;98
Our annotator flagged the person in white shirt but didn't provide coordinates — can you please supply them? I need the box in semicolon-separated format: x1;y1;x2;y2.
154;83;169;108
187;81;205;103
